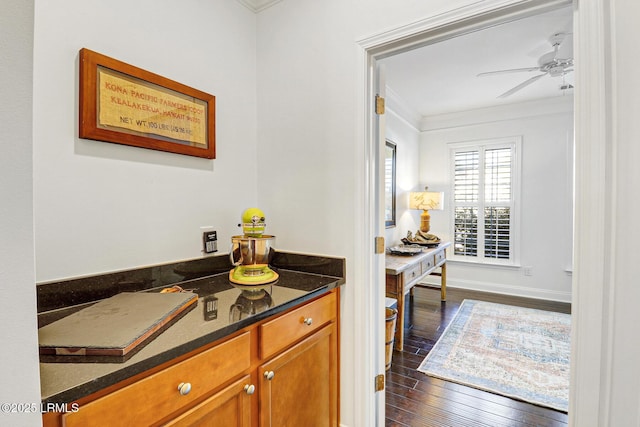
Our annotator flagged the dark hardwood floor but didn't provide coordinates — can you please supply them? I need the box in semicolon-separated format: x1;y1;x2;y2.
385;286;571;427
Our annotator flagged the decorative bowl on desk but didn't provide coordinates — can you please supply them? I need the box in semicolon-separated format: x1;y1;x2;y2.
387;245;423;256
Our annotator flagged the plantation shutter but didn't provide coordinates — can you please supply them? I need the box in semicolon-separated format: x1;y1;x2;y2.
484;148;512;259
452;141;517;263
453;150;479;257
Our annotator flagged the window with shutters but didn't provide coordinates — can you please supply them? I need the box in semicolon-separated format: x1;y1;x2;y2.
450;137;521;265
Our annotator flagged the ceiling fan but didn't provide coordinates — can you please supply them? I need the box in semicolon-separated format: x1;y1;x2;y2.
477;32;574;98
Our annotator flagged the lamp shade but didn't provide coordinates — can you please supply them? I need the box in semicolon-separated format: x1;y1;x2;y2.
409;191;444;211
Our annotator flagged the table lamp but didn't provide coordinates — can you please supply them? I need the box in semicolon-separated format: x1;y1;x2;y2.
409;188;443;233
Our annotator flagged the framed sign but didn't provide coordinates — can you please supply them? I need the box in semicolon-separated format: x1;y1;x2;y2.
79;48;215;159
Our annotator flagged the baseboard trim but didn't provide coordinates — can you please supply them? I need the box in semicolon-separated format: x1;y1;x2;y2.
418;277;571;303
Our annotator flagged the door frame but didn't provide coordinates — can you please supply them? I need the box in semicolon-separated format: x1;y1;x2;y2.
356;0;610;425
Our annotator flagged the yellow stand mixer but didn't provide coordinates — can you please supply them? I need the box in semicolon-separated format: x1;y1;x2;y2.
229;208;279;285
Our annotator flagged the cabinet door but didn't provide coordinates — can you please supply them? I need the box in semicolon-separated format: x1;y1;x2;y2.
162;374;253;427
259;323;338;427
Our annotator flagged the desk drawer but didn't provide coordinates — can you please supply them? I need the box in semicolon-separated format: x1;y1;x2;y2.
404;263;422;285
62;332;251;427
260;291;336;360
435;250;446;265
421;256;435;275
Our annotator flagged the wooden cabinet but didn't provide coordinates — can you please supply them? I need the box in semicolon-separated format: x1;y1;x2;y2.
45;289;339;427
260;325;337;427
163;374;253;427
62;332;251;427
260;290;336;359
258;295;338;427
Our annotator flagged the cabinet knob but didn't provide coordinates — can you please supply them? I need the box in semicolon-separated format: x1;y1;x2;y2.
303;317;313;326
177;382;192;396
244;384;255;395
264;370;275;381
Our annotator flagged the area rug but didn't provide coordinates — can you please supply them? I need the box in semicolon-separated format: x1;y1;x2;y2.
417;299;570;412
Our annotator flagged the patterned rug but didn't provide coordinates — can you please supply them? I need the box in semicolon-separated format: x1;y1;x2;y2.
417;299;571;412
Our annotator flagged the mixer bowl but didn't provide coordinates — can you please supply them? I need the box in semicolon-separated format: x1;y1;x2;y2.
230;235;276;272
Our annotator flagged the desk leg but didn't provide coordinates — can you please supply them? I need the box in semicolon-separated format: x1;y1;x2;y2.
394;274;405;352
440;262;447;301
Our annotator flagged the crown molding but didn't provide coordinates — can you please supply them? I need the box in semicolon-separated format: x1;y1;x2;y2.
236;0;282;13
385;86;422;131
419;95;574;132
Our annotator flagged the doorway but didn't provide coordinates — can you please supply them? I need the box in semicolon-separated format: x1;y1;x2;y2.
362;1;604;424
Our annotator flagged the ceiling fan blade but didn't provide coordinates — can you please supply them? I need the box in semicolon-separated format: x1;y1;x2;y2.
477;67;540;77
498;73;546;98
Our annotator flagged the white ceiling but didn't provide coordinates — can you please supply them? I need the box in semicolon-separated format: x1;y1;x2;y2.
380;6;574;119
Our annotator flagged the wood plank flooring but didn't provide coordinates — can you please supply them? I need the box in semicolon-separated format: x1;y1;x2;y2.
385;286;571;427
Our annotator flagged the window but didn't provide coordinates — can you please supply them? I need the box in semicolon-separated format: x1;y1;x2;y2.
450;137;521;264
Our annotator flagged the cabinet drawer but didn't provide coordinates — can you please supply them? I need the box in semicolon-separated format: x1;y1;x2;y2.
404;263;422;287
260;291;336;360
421;256;435;275
435;250;446;265
62;332;251;427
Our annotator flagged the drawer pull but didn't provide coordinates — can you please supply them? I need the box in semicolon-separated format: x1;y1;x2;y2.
177;382;192;396
244;384;255;395
264;371;275;381
303;317;313;326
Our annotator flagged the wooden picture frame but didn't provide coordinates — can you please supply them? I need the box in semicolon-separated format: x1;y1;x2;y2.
79;48;215;159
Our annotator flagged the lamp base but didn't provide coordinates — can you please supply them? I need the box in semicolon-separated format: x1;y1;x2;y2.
420;209;431;233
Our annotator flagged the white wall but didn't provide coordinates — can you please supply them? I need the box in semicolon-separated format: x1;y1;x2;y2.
0;2;42;426
6;1;639;426
254;0;481;252
254;2;480;425
420;97;573;302
602;0;640;423
33;0;259;282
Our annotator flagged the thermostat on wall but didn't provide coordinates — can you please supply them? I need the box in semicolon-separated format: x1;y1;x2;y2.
203;231;218;254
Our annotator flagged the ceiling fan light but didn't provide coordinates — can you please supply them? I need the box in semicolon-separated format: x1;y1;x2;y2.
548;66;566;77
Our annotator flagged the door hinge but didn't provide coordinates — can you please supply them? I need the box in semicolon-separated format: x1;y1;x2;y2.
375;374;385;392
375;236;385;254
375;94;385;115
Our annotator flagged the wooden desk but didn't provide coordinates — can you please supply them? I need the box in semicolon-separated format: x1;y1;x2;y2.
385;242;451;351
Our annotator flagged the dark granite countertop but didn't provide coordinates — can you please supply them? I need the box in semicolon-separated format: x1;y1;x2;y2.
38;252;345;404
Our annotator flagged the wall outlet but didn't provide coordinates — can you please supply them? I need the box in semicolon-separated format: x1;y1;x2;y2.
523;266;533;276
